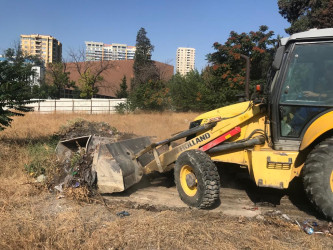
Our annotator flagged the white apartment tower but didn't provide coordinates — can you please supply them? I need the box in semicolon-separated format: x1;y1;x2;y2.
176;47;195;75
85;41;136;61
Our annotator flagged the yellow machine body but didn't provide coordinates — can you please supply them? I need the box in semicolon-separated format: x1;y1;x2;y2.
300;111;333;151
190;102;332;189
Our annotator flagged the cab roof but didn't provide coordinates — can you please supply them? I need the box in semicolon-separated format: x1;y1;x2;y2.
280;28;333;46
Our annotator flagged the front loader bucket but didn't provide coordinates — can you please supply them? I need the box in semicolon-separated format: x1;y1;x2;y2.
92;136;154;193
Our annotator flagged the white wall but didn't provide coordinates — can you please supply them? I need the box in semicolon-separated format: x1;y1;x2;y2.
26;98;126;114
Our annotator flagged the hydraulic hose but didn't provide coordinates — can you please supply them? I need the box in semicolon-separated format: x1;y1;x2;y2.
206;136;265;154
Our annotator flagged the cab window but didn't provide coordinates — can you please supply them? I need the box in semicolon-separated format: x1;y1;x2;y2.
279;43;333;137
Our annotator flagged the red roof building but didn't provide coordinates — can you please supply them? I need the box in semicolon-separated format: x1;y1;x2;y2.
64;60;173;98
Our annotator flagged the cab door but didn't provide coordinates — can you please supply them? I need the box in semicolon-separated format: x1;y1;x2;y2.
271;42;333;151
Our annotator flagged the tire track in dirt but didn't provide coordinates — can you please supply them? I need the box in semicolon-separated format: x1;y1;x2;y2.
103;171;326;221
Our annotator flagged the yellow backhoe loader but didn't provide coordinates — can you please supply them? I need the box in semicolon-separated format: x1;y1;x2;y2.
58;28;333;220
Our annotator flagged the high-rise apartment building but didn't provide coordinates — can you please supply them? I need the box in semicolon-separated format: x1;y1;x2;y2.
85;41;136;61
176;47;195;75
20;34;62;65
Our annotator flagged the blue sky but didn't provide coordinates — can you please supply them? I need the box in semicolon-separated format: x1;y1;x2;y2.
0;0;289;71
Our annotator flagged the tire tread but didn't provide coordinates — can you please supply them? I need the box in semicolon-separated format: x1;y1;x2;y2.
174;150;220;209
303;137;333;221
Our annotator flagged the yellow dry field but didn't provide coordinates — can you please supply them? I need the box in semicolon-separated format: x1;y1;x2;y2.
0;112;332;249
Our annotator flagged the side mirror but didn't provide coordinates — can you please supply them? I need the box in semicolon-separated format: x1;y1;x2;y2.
272;46;285;70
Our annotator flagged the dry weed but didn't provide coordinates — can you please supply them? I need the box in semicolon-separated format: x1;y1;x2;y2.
64;186;91;203
0;112;199;142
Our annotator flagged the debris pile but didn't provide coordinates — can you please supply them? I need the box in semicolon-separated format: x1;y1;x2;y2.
55;119;117;140
295;220;333;235
264;210;333;236
52;150;96;200
47;119;137;201
55;118;136;141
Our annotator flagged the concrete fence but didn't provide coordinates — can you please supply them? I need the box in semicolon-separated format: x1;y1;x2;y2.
26;98;127;114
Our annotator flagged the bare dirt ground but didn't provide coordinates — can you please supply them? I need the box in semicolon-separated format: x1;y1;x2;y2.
107;165;325;220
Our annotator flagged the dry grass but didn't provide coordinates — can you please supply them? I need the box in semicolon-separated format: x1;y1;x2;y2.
0;112;198;142
0;112;332;249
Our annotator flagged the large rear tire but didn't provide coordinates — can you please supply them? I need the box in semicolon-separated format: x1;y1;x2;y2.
174;150;220;208
303;137;333;220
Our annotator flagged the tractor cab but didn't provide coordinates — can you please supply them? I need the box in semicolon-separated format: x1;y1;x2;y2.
268;28;333;151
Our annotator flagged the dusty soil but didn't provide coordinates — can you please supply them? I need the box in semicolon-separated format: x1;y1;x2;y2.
106;165;329;221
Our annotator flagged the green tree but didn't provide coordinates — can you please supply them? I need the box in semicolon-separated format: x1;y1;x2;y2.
278;0;333;34
132;27;159;88
129;80;169;111
78;70;102;98
312;1;333;28
168;70;210;112
0;49;36;130
31;81;58;99
5;47;58;100
127;27;167;111
46;62;76;98
206;25;277;106
6;47;44;67
116;75;129;98
4;48;16;59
